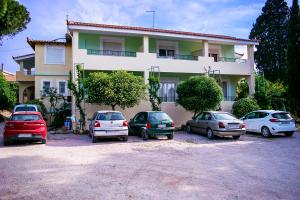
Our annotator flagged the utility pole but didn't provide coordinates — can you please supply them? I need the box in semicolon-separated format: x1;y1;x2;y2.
146;10;155;28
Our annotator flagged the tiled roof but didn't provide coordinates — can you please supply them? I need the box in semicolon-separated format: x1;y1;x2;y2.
27;37;66;50
67;21;258;43
1;71;16;82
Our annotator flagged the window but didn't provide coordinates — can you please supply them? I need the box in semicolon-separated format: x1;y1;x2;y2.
202;113;212;120
101;37;124;55
148;112;172;122
135;112;147;123
209;53;218;62
214;113;237;120
45;46;65;64
57;81;67;96
159;82;177;102
245;112;256;119
11;114;40;121
41;80;52;95
271;112;291;119
195;113;204;120
157;41;178;58
96;112;125;121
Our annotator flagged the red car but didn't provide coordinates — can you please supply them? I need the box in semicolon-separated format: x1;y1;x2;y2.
3;112;47;146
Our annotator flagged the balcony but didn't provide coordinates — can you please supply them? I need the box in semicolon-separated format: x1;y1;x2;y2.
87;49;136;57
16;68;35;82
157;54;198;61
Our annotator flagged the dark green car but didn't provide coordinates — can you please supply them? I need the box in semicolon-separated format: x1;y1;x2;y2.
128;111;175;140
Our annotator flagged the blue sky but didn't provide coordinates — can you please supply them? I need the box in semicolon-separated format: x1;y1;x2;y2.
0;0;293;73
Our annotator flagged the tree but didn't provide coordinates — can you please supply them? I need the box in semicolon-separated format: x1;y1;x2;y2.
232;97;260;118
85;70;147;110
0;73;16;110
0;0;31;44
287;0;300;115
176;76;223;116
68;64;86;132
235;78;249;100
148;75;161;111
249;0;289;83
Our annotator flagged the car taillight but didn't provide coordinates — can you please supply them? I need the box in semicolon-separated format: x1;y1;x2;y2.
171;122;175;127
218;122;225;128
241;123;246;128
123;121;128;127
39;123;45;127
146;122;151;129
270;118;280;122
94;121;101;127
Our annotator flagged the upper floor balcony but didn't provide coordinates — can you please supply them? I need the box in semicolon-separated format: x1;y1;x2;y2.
16;68;35;82
72;32;254;76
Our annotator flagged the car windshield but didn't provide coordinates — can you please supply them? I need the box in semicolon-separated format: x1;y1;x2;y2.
15;106;36;112
213;113;237;120
149;112;171;122
11;114;40;121
272;112;292;119
96;112;125;121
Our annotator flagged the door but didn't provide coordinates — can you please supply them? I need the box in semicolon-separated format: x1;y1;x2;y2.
201;112;213;133
130;112;147;135
190;113;203;133
243;112;257;132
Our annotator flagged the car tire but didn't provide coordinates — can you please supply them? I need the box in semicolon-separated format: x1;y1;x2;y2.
123;136;128;142
207;128;215;139
88;131;92;138
167;133;174;140
261;126;272;138
41;139;46;144
142;130;149;141
232;135;240;140
284;132;294;137
92;134;97;143
3;139;9;146
186;125;192;133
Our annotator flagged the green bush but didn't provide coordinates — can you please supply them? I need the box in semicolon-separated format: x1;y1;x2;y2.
235;78;249;100
232;97;260;118
177;76;223;116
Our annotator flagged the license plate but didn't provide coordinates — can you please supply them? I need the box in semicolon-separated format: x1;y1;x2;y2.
228;124;239;129
158;124;166;128
18;134;32;138
281;121;290;124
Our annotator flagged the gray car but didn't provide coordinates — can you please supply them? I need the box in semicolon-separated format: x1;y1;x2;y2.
186;111;246;139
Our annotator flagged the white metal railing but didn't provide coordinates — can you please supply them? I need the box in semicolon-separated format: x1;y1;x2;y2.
24;68;35;75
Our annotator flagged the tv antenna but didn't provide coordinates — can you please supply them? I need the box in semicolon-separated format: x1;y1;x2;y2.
146;10;155;29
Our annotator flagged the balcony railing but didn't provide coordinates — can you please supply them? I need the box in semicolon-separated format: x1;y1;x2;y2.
87;49;136;57
217;57;247;63
24;68;35;75
157;54;198;61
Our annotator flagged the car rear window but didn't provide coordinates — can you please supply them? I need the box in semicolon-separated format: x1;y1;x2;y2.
213;113;237;120
15;106;36;112
271;112;292;119
11;114;40;121
149;112;171;122
96;112;125;121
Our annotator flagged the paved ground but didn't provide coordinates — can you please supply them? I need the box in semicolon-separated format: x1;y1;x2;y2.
0;123;299;200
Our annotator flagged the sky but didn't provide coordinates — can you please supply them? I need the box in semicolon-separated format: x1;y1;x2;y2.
0;0;293;73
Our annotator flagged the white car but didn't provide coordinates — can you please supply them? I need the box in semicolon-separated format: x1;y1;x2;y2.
13;104;38;113
88;111;128;143
241;110;296;137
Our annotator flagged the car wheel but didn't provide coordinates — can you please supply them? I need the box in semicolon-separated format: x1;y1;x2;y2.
142;129;149;141
92;134;97;143
167;133;174;140
41;139;46;144
284;132;294;137
232;135;240;140
186;125;192;133
261;126;272;138
88;130;92;138
207;128;215;139
123;136;128;142
3;139;9;146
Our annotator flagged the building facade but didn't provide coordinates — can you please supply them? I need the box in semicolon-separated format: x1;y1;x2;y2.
14;21;258;127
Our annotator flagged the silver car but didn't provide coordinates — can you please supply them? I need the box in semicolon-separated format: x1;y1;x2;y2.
186;111;246;139
88;111;128;143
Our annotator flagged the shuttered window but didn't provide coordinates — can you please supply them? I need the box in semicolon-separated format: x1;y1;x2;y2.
45;46;65;64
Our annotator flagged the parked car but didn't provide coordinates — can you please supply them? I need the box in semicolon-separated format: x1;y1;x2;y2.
3;112;47;146
13;104;39;113
186;111;245;139
241;110;296;137
88;111;128;143
128;111;175;140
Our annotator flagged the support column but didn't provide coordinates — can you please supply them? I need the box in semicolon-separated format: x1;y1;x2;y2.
144;70;149;84
247;44;255;95
143;35;149;53
71;31;79;118
203;40;209;57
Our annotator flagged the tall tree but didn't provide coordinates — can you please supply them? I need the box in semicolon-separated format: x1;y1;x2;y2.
249;0;289;83
0;73;16;110
0;0;30;44
287;0;300;115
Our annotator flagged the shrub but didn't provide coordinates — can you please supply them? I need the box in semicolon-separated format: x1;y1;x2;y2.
232;97;260;118
176;76;223;116
235;78;249;100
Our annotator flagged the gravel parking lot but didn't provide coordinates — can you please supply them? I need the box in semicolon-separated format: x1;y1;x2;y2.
0;123;299;200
